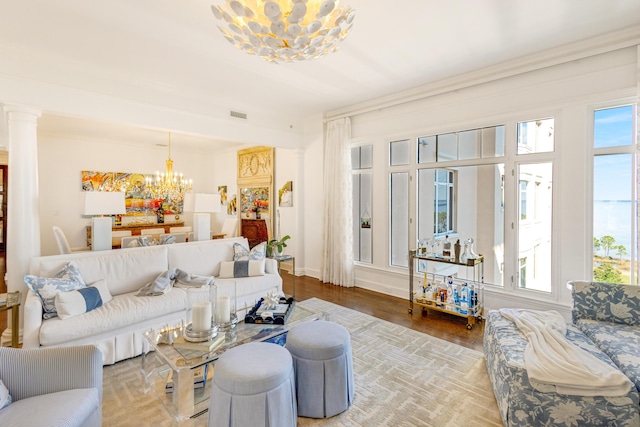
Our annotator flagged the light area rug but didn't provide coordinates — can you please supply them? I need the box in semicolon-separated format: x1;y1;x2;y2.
102;298;502;426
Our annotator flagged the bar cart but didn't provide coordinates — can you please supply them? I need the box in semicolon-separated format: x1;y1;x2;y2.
408;249;484;329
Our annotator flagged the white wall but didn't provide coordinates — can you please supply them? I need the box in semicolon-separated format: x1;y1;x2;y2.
301;120;324;279
37;134;221;255
302;45;639;317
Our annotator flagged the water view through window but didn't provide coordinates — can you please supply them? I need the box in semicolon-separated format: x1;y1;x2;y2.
593;105;637;285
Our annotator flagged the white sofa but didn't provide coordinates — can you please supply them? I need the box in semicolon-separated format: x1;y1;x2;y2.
23;237;282;365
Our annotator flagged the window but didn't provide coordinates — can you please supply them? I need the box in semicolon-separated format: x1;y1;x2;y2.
390;140;410;166
515;116;554;293
519;257;527;288
352;146;373;263
517;162;553;292
390;172;409;267
418;125;505;163
517;118;554;154
519;181;528;220
417;163;505;287
434;169;455;235
593;105;637;285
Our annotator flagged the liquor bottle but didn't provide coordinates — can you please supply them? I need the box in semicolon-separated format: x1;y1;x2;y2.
156;200;165;224
460;283;469;315
469;283;478;312
442;235;452;259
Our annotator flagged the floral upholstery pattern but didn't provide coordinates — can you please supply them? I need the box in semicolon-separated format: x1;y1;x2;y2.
24;262;87;319
571;280;640;326
484;310;640;427
576;319;640;393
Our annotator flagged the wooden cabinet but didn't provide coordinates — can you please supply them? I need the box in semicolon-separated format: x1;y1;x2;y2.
241;219;268;248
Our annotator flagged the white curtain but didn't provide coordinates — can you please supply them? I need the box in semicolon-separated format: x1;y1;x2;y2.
321;117;354;287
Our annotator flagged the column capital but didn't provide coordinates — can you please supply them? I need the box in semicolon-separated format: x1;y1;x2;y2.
3;104;41;122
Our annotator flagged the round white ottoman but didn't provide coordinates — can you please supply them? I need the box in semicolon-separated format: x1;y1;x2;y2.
208;342;297;427
286;320;355;418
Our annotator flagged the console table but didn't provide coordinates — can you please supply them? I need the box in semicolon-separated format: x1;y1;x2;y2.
0;291;21;347
86;221;185;248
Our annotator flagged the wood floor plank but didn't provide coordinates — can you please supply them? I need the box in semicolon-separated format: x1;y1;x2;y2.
282;272;484;352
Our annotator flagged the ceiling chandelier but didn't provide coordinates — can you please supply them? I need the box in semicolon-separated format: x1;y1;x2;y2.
145;133;192;202
211;0;355;63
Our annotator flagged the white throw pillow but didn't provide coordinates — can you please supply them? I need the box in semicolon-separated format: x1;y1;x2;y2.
218;260;266;278
55;279;113;320
0;379;11;410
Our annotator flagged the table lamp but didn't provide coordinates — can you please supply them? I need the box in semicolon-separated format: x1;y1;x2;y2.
184;193;221;241
84;191;126;251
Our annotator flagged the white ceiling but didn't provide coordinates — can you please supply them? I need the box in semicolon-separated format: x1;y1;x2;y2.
1;0;640;149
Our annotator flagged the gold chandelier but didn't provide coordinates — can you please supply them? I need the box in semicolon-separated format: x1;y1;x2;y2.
211;0;355;63
145;133;193;201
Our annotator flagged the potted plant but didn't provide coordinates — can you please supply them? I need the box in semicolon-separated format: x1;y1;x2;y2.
267;235;290;257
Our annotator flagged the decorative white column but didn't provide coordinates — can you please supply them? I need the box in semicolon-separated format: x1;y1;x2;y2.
293;148;305;277
2;105;41;345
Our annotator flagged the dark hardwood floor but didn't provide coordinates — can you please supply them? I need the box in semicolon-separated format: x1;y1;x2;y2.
0;254;484;352
283;272;484;352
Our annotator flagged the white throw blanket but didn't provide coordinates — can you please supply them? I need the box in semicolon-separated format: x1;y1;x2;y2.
499;308;631;397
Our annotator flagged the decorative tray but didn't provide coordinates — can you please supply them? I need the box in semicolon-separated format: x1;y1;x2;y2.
244;297;295;325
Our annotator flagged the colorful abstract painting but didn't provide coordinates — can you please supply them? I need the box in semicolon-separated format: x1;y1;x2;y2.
240;187;269;218
81;171;184;216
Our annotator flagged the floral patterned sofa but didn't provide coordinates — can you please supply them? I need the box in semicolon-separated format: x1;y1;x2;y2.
484;281;640;427
571;280;640;396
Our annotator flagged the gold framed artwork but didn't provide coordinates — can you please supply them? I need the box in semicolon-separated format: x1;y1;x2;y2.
237;146;274;239
279;181;292;207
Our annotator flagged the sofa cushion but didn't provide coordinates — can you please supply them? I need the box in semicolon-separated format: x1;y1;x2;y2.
219;260;265;278
55;279;113;320
0;388;98;427
166;237;245;277
39;288;189;346
576;318;640;392
572;281;640;326
24;262;87;319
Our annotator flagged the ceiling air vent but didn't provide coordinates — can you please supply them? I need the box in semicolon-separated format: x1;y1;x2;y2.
230;111;247;120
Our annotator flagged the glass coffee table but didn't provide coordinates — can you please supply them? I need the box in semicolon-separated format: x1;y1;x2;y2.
142;302;325;422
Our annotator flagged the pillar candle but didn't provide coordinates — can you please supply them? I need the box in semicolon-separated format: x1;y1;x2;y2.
215;296;231;324
192;301;212;331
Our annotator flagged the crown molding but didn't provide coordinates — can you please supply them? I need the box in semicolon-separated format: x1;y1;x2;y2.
325;25;640;122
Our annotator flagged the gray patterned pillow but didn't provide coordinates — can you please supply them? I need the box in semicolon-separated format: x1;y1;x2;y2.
24;262;87;319
233;242;266;261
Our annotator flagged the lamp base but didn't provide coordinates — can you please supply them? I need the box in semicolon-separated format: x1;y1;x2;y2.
193;213;211;241
92;217;112;251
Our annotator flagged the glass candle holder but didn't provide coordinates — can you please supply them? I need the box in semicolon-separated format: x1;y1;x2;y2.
215;280;238;331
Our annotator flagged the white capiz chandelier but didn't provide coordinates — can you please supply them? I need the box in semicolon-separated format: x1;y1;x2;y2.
211;0;355;63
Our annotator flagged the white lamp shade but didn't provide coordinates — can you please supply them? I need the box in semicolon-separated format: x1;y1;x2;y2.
83;191;126;216
184;193;221;213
